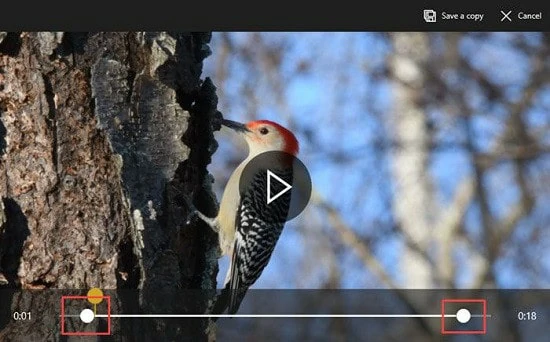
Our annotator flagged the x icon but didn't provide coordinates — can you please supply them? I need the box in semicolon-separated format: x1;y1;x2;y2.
501;10;512;22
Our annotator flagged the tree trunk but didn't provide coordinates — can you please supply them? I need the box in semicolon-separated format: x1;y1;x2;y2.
0;32;219;341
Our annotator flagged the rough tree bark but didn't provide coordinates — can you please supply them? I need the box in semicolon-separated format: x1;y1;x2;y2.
0;32;220;341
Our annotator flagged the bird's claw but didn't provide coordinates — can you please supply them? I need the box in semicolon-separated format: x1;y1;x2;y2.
179;191;219;232
185;211;198;226
181;193;199;225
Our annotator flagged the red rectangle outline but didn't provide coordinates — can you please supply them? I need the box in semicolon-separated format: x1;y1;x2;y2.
60;295;111;336
441;299;487;335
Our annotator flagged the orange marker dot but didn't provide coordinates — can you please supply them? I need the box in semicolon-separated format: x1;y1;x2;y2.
87;288;104;304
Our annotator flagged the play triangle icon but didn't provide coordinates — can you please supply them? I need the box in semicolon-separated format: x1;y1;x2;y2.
267;169;292;205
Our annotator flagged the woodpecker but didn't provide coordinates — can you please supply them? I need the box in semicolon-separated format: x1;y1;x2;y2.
187;118;299;316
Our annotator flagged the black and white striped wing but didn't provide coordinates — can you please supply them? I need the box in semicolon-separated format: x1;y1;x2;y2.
227;168;292;314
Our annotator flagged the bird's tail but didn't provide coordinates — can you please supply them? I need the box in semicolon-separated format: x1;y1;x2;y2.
209;284;248;322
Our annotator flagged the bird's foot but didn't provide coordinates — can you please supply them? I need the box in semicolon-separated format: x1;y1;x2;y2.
181;193;219;233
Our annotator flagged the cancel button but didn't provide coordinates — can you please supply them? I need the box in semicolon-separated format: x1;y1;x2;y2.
518;12;542;20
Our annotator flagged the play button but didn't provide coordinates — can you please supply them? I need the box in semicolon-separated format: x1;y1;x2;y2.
239;151;311;222
267;170;292;204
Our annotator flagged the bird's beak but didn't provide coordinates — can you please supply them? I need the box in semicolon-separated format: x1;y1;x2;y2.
221;119;251;133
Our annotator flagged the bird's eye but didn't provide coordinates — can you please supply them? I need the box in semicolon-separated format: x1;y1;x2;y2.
259;127;269;135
